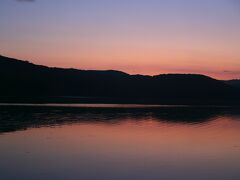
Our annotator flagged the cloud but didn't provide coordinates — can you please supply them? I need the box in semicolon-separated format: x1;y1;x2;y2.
223;70;240;75
16;0;35;2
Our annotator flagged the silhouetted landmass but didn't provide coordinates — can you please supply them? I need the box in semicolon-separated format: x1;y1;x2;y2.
224;80;240;89
0;55;239;105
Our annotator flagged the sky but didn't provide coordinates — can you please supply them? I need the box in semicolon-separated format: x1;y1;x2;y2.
0;0;240;79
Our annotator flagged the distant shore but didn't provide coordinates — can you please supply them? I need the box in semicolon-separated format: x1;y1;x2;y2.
0;96;240;106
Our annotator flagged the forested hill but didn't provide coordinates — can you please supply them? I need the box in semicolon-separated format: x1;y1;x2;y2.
0;55;239;105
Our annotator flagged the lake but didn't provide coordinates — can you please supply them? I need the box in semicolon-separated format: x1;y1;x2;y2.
0;104;240;180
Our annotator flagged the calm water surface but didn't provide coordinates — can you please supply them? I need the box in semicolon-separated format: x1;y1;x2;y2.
0;105;240;180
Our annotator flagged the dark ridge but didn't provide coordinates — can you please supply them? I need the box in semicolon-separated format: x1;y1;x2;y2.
224;79;240;89
0;55;239;105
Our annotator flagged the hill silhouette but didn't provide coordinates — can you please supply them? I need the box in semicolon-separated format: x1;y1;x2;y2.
0;55;239;105
225;80;240;89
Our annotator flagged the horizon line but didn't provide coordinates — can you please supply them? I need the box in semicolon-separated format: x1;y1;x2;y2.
0;54;239;81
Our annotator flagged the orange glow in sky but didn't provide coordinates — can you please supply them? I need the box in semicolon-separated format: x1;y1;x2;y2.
0;0;239;79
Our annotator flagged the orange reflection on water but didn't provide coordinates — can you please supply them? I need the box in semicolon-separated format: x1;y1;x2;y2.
1;114;240;179
4;116;238;161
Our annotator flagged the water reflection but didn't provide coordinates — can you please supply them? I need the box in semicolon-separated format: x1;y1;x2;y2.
0;105;239;133
0;105;240;180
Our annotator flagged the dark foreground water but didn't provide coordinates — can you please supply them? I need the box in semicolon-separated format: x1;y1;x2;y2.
0;104;240;180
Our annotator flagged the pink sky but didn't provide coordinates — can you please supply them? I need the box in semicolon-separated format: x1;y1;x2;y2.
0;0;239;80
